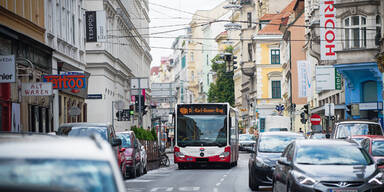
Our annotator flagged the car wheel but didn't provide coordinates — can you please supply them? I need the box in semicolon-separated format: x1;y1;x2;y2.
249;169;259;191
139;163;144;175
287;182;292;192
130;166;137;179
121;164;128;179
143;165;147;174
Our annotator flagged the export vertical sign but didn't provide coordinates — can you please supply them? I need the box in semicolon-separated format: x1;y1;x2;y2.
320;0;337;60
85;11;106;42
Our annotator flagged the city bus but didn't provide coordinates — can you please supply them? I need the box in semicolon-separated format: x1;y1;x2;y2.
174;103;239;169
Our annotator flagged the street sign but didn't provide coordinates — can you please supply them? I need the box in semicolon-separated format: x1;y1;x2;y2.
324;103;335;117
310;114;321;125
87;94;102;99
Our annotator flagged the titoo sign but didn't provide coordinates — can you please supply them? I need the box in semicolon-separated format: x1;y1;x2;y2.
22;82;53;96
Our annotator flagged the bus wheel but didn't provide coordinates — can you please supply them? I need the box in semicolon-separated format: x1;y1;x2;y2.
178;163;185;170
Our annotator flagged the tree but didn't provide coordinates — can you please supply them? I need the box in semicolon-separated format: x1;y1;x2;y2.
207;47;235;106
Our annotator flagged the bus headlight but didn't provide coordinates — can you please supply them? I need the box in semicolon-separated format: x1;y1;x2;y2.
175;152;185;158
219;151;230;158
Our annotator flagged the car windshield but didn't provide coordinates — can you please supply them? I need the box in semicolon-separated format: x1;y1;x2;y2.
117;134;131;148
66;127;108;141
239;134;255;141
269;128;288;132
372;140;384;156
296;145;373;165
258;135;304;153
336;123;383;138
177;115;227;147
0;159;117;192
311;134;326;139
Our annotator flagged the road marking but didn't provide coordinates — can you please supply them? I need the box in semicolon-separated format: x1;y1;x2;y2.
223;174;227;177
125;179;153;183
150;187;174;192
216;183;221;186
220;178;225;182
179;187;200;191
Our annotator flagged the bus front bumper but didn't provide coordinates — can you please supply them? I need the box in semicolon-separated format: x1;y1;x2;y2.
174;154;230;163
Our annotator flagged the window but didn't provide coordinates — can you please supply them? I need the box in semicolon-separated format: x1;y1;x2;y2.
248;43;253;61
376;15;382;46
191;71;194;81
247;12;252;28
362;81;377;102
271;49;280;64
272;80;281;98
190;52;194;62
181;56;186;68
344;16;367;49
207;74;210;85
259;118;265;132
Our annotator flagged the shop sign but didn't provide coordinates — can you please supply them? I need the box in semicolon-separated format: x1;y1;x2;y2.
85;11;106;42
22;82;53;96
316;66;341;92
320;0;337;60
359;102;383;111
68;106;81;116
0;55;15;83
42;74;87;90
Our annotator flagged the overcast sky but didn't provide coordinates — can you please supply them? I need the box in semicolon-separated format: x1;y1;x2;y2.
149;0;225;67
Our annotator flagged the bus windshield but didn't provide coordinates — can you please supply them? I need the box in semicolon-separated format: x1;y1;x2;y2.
177;115;227;147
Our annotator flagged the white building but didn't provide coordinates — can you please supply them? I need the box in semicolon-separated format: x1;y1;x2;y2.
84;0;152;131
45;0;87;131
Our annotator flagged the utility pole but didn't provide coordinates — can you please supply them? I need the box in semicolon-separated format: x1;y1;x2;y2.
138;80;142;128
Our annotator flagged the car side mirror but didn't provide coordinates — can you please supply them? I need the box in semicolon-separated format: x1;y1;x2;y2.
112;138;122;146
278;157;290;166
120;147;126;152
377;159;384;167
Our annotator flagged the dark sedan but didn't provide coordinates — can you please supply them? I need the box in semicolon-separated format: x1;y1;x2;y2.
272;139;384;192
248;132;305;191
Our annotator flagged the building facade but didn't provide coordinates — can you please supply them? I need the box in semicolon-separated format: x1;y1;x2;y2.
44;0;88;131
84;0;152;131
0;0;53;133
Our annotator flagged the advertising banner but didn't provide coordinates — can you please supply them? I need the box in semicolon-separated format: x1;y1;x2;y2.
316;66;341;92
22;82;53;96
0;55;15;83
297;60;309;98
320;0;337;60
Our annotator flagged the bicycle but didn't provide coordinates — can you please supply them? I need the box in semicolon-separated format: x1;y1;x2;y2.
159;148;170;167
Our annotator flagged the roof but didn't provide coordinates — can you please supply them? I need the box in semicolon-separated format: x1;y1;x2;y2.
257;0;298;35
0;133;114;160
295;139;359;146
260;131;304;136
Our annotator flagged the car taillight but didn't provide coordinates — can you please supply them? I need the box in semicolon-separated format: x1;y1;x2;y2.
174;146;180;152
224;146;231;152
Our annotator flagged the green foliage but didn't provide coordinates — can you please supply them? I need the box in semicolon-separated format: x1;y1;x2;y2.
208;47;235;106
131;126;155;141
151;128;158;141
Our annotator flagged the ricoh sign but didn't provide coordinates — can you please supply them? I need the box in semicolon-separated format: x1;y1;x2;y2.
320;0;337;60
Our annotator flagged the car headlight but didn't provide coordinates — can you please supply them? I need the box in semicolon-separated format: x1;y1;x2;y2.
292;171;317;186
175;152;185;158
126;156;132;161
369;172;383;185
219;151;230;158
255;157;269;168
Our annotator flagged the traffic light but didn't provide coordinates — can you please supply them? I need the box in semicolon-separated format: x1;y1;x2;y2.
134;95;145;112
346;104;352;116
143;105;148;116
300;112;307;124
303;104;309;115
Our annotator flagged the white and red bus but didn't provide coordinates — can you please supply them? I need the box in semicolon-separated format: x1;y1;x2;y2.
174;103;239;169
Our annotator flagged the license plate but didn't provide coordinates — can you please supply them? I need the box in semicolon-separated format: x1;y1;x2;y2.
329;189;357;192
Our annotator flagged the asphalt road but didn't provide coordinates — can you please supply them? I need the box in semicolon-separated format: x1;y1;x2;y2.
125;152;271;192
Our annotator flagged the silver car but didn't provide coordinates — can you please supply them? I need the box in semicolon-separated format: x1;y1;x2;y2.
0;133;126;192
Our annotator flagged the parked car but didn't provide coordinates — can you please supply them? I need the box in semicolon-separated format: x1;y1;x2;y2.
239;134;256;151
58;123;122;167
269;128;289;132
332;121;383;139
0;133;126;192
117;131;143;179
248;132;305;191
360;136;384;169
272;139;384;192
308;133;326;139
350;135;369;145
138;141;148;174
